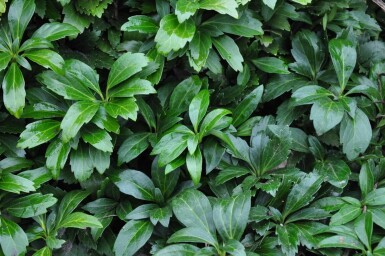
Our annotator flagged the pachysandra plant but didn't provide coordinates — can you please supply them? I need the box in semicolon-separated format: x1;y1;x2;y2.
0;0;385;255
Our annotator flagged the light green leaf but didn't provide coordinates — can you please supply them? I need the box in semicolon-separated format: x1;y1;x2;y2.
330;204;361;226
188;31;212;71
359;161;374;199
109;78;156;98
200;0;238;18
189;90;210;132
154;244;199;256
59;212;103;229
339;109;372;160
318;235;364;250
310;98;344;135
365;188;385;206
24;49;65;74
17;120;61;149
252;57;290;74
105;98;139;120
6;193;57;218
33;247;52;256
0;52;12;71
155;14;196;54
152;132;189;167
168;227;217;246
70;143;93;181
60;101;100;142
0;218;28;256
56;190;90;225
354;212;372;250
7;0;35;39
107;52;149;89
291;0;312;5
0;173;35;194
113;220;153;256
263;0;277;9
175;0;200;23
213;193;251;241
2;63;25;118
82;126;113;152
45;139;71;179
200;109;232;137
212;35;243;72
186;147;203;185
329;39;357;91
121;15;159;34
32;22;79;41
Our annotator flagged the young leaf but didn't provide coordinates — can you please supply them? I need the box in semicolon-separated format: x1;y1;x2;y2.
329;39;357;91
110;169;156;201
60;101;100;142
359;161;374;199
175;0;200;23
56;190;90;225
200;0;238;18
7;0;35;39
213;193;251;241
339;110;372;160
113;220;153;256
155;14;196;54
107;52;149;89
2;63;26;118
189;90;210;132
200;109;232;137
186;147;203;185
212;35;244;72
82;126;113;153
252;57;290;74
0;218;28;256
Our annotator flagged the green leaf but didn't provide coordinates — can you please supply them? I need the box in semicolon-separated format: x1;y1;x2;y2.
330;204;361;226
203;11;263;37
7;0;35;40
232;86;263;127
92;106;120;134
151;160;180;199
70;143;93;181
276;224;300;256
263;0;277;9
0;218;28;256
0;157;33;172
315;160;350;188
354;212;372;250
82;126;113;153
118;133;150;165
149;205;172;227
17;120;61;149
252;57;290;74
38;71;95;101
223;240;246;256
318;235;365;250
32;22;79;41
152;132;189;167
215;165;250;185
283;173;323;218
59;212;103;229
111;169;155;201
172;189;216;235
359;161;374;199
200;0;238;18
113;220;153;256
60;101;100;142
0;52;12;71
33;247;52;256
213;193;251;241
109;78;156;98
310;98;344;135
126;204;158;220
56;190;90;225
105;98;139;120
24;49;65;74
292;85;333;105
154;244;199;256
121;15;159;34
0;173;35;194
364;188;385;206
291;0;312;4
203;139;225;174
212;35;243;72
2;63;25;118
188;31;212;71
21;102;65;119
45;139;71;179
168;227;217;246
186;147;203;185
169;76;202;116
64;59;101;96
175;0;200;23
155;14;196;54
200;109;232;137
107;52;149;89
329;39;357;91
339;110;372;160
290;30;325;80
6;193;57;218
189;90;210;132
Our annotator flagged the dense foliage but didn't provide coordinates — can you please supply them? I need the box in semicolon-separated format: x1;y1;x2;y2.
0;0;385;255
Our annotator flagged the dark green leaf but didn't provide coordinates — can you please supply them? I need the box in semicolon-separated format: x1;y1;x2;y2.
2;63;25;118
8;0;35;39
32;22;79;41
212;35;243;72
232;86;263;127
0;218;28;256
17;120;61;149
118;133;150;165
252;57;290;74
24;49;65;74
6;193;57;218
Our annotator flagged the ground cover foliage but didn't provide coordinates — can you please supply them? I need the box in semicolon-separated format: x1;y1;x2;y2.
0;0;385;255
